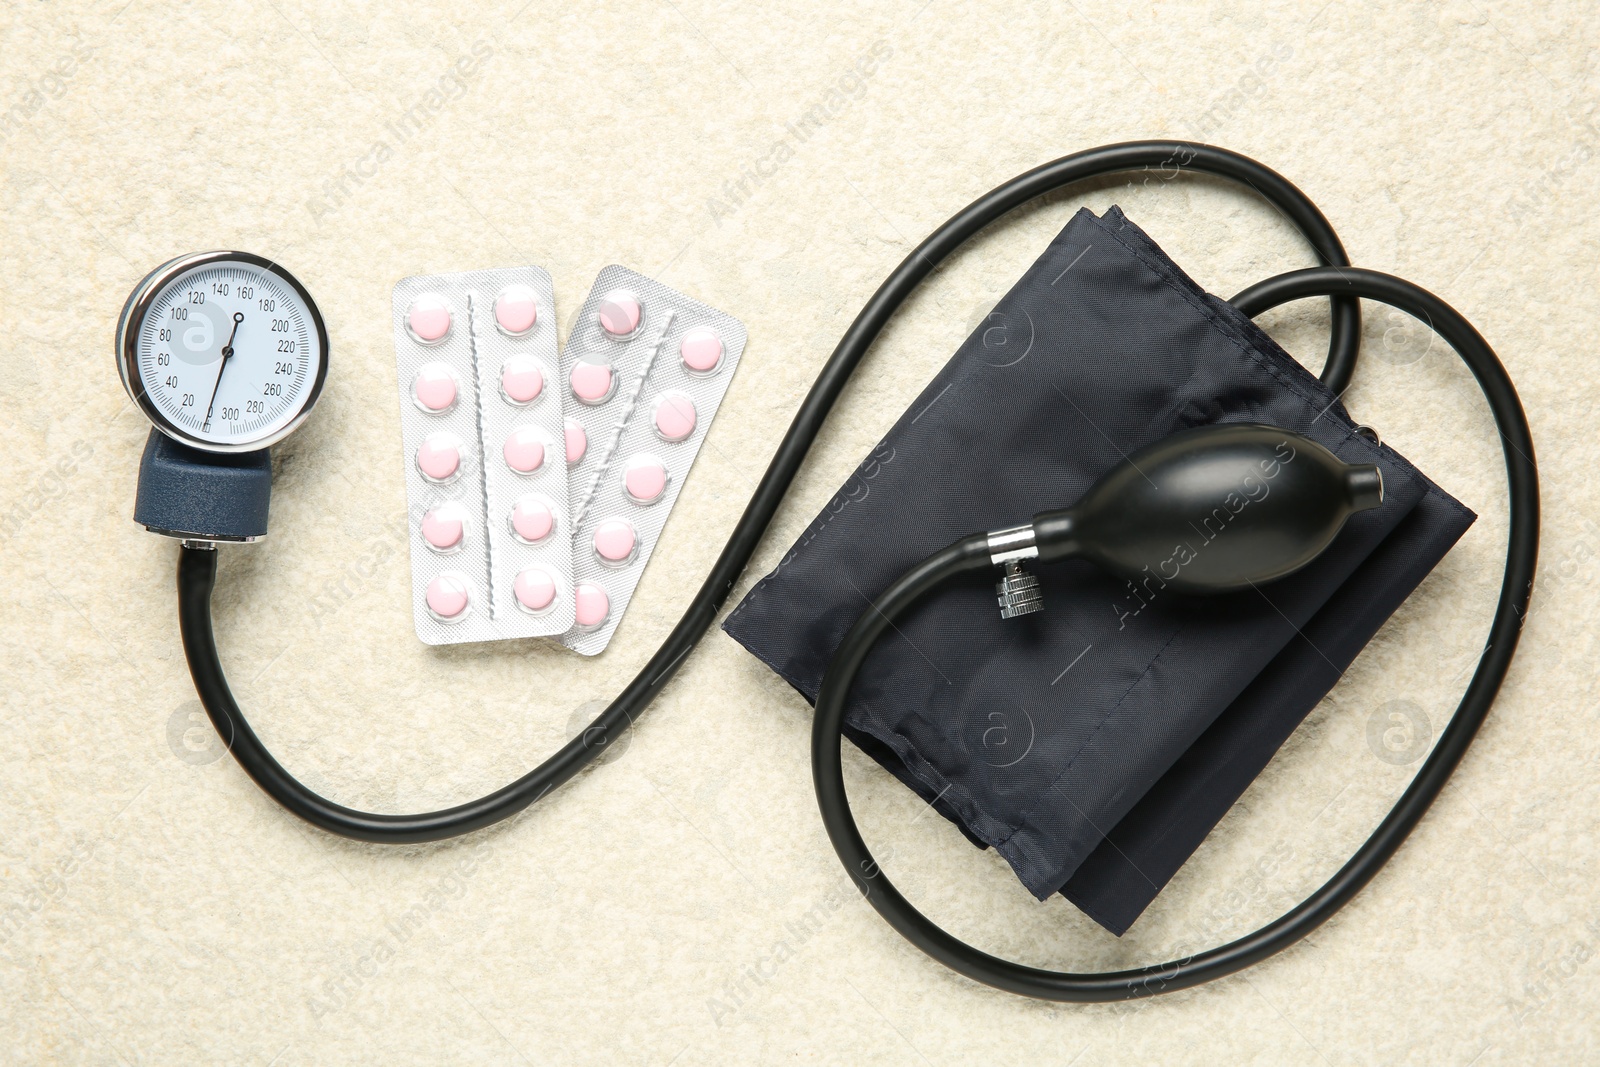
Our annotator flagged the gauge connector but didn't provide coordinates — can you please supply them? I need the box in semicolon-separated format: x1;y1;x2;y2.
134;429;271;542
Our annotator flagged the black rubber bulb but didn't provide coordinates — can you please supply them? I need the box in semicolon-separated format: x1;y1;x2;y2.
1031;423;1383;593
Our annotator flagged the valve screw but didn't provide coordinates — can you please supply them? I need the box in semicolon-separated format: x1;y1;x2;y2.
996;560;1043;619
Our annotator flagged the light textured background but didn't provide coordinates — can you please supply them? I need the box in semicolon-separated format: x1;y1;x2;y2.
3;1;1598;1063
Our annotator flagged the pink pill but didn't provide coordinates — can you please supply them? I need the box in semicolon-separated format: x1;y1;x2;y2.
407;294;452;344
420;503;468;551
425;573;470;621
503;427;546;473
574;583;610;630
593;518;637;565
653;391;697;442
623;454;668;504
500;355;545;405
679;327;724;374
416;432;462;482
565;418;587;464
597;290;641;337
510;495;555;543
513;566;558;614
495;284;539;335
570;361;614;405
412;362;458;412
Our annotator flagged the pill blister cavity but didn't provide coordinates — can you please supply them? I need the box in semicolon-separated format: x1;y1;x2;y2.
679;327;724;374
425;573;472;621
417;431;464;483
597;290;641;338
412;362;459;413
510;494;556;544
494;284;539;336
623;454;668;505
503;427;546;474
421;502;470;552
570;361;615;405
574;583;611;631
593;517;638;566
406;294;453;344
565;418;588;464
513;566;558;614
653;391;697;442
499;355;545;405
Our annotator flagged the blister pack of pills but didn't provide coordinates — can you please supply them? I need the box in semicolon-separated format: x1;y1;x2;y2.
560;265;747;655
392;267;573;644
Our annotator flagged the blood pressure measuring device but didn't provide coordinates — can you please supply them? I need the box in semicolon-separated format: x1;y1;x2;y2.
120;251;328;544
120;143;1537;1002
120;251;327;462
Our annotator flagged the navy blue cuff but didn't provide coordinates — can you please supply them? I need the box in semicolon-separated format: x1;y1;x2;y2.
722;207;1473;932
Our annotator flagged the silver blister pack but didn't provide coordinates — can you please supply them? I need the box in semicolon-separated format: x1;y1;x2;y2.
392;267;573;644
559;265;747;655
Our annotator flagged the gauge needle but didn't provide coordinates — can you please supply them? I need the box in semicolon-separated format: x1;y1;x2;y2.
202;312;245;432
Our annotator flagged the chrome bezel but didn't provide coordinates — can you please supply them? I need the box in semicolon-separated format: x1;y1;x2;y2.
117;250;330;454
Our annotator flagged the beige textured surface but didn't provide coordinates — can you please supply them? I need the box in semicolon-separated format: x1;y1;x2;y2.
3;1;1598;1063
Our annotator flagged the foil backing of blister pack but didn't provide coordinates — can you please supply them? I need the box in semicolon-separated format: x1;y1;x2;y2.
392;267;573;644
560;265;747;655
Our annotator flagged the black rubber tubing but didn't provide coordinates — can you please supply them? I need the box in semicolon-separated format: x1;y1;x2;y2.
811;266;1538;1001
177;141;1366;843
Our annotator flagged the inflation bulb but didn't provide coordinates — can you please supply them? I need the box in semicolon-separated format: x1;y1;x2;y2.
990;423;1383;615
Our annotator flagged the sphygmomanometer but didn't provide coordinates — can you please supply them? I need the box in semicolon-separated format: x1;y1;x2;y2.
119;142;1536;1000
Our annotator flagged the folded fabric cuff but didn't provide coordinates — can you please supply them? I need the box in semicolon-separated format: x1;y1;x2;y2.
723;206;1473;926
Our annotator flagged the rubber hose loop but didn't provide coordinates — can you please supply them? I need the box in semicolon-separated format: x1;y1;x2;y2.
178;141;1367;843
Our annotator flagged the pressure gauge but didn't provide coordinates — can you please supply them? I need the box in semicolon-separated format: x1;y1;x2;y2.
117;251;329;453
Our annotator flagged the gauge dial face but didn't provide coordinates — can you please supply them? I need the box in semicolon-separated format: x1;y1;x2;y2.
119;252;328;453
